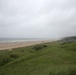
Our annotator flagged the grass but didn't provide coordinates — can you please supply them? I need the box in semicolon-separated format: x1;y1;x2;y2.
0;42;76;75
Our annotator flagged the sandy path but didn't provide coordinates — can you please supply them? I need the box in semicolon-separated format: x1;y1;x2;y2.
0;40;51;51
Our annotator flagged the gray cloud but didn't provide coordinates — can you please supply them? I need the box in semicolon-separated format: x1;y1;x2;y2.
0;0;76;38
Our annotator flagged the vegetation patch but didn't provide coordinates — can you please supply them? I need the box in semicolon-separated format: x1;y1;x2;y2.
0;41;76;75
33;44;47;51
9;54;19;59
0;56;10;66
49;68;76;75
60;42;76;52
0;53;19;67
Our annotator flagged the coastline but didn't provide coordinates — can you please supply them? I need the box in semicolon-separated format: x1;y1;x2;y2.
0;40;52;51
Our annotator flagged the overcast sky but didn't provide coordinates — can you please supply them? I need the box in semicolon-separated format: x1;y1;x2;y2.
0;0;76;39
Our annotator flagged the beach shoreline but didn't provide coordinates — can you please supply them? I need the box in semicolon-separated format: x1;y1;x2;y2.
0;40;52;51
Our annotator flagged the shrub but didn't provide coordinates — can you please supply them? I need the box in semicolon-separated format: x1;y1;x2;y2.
33;44;47;51
22;50;24;52
33;45;43;51
43;45;47;47
60;42;67;45
0;56;10;66
9;54;19;59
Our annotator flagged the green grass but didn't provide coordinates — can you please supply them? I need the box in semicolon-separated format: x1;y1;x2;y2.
0;42;76;75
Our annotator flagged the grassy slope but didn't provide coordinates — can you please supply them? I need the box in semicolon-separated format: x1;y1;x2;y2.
0;42;76;75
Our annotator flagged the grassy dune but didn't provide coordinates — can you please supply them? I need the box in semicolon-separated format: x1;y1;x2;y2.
0;41;76;75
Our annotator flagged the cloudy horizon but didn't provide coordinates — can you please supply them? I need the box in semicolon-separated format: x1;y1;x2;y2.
0;0;76;39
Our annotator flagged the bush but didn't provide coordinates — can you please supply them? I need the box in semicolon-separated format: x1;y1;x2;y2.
9;54;19;59
43;45;47;47
33;44;47;51
33;45;42;51
60;42;67;45
0;56;10;66
22;50;24;52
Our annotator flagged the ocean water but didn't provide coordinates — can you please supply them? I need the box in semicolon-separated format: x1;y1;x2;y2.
0;38;49;42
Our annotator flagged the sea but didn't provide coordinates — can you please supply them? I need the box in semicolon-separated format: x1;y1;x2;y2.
0;38;50;43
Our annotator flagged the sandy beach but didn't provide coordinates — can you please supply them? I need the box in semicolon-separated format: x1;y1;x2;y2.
0;40;51;51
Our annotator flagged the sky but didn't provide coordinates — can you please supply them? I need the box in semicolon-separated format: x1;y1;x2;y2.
0;0;76;39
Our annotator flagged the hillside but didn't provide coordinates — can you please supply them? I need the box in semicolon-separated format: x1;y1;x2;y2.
60;36;76;42
0;41;76;75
